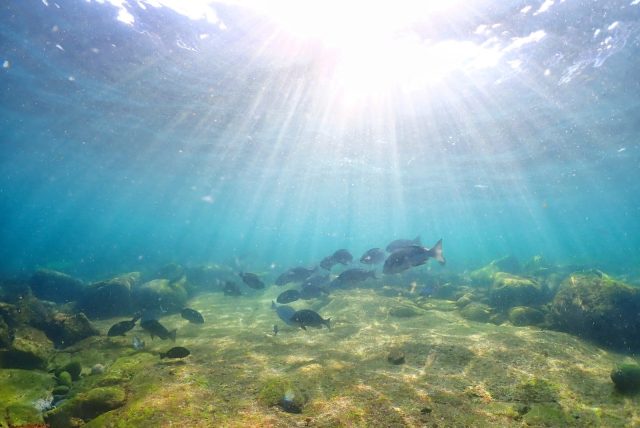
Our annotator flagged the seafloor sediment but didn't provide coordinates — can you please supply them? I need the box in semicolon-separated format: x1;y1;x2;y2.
3;285;639;427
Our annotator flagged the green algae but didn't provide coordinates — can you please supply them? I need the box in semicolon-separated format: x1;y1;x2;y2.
0;369;55;427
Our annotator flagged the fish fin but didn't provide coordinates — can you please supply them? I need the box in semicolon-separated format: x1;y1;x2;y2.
170;329;177;342
430;239;446;265
271;301;277;309
325;318;331;330
414;235;422;245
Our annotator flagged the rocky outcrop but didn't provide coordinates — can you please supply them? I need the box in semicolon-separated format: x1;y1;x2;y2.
29;269;84;303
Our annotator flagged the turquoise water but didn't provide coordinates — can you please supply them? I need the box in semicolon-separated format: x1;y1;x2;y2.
1;0;639;279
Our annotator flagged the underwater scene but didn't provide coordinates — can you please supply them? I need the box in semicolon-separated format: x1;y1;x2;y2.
1;0;640;426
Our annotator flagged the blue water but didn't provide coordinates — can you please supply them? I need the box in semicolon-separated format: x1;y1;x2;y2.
1;0;639;280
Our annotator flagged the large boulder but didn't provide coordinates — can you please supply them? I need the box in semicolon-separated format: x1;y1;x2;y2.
0;326;55;369
78;272;140;319
549;272;640;351
29;269;84;303
132;278;188;312
489;272;548;309
45;386;126;427
43;312;100;348
469;256;521;286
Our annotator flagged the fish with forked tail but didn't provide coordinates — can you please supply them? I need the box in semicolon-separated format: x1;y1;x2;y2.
383;239;445;275
140;319;176;341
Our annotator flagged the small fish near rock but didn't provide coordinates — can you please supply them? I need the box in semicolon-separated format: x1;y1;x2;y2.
290;309;331;330
181;308;204;324
140;319;176;341
107;314;141;337
160;346;190;359
239;272;265;290
276;289;301;304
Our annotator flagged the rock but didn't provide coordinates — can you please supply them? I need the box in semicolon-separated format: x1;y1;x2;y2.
469;256;521;286
91;363;105;375
155;263;185;283
387;349;406;365
132;278;188;312
78;273;140;319
489;273;547;309
455;293;474;308
29;269;84;303
459;303;493;323
52;385;70;396
549;272;640;351
0;316;14;348
45;386;126;427
0;326;54;369
1;369;56;427
185;264;235;293
389;305;421;318
56;361;82;381
611;364;640;394
508;306;546;327
56;371;73;388
42;312;100;348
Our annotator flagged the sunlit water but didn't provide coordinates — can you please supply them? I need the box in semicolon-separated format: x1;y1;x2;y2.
1;0;639;279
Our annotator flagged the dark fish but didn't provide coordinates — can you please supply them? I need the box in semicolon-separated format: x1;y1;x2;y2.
302;274;330;288
320;249;353;270
275;267;317;286
181;308;204;324
107;315;140;337
140;319;177;341
223;281;242;296
290;309;331;330
271;301;296;326
239;272;265;289
320;256;337;270
331;249;353;265
331;268;376;288
277;289;301;304
360;248;386;264
383;239;445;275
300;284;327;300
160;346;190;359
386;236;421;252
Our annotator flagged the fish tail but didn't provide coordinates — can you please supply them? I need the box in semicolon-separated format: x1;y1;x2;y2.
430;239;446;265
169;329;177;342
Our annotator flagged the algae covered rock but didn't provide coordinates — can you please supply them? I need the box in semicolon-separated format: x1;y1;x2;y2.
155;263;185;283
610;364;640;394
79;272;140;318
469;256;521;286
44;312;100;348
45;386;126;427
29;269;85;303
459;302;493;323
0;326;54;369
0;369;56;427
549;272;640;350
0;315;14;348
257;377;306;414
56;360;83;381
508;306;546;327
132;278;188;312
489;273;547;309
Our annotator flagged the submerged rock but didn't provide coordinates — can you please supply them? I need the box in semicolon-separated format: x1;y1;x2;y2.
29;269;84;303
0;326;54;369
549;272;640;351
0;369;56;427
387;349;406;365
489;273;547;309
508;306;546;327
45;386;126;427
44;312;100;348
459;303;493;323
132;278;188;312
611;364;640;394
469;256;521;286
79;272;140;319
